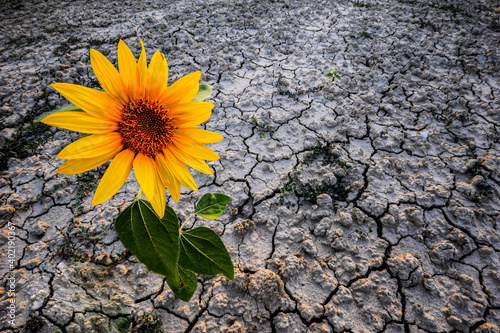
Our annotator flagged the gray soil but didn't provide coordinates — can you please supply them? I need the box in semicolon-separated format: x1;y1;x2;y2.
1;0;499;332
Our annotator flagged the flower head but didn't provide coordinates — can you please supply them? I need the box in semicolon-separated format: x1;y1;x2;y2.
42;40;222;217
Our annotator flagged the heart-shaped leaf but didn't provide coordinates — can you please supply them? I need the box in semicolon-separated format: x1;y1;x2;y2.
179;227;234;280
192;84;213;101
115;200;196;301
194;193;231;220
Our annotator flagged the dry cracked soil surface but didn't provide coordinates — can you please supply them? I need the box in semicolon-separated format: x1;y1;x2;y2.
1;0;499;332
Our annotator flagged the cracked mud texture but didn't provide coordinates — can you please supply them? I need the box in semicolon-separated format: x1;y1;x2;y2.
1;0;499;332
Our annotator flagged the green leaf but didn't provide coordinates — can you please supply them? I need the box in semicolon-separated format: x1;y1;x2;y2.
115;200;196;301
325;73;333;77
192;84;213;101
179;227;234;280
194;193;231;220
25;103;83;130
35;103;83;122
169;265;198;301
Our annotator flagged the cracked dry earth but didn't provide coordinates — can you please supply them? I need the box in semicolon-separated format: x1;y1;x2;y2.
1;0;499;332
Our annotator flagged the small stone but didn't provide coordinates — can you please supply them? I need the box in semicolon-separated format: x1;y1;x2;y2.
337;212;353;227
316;193;333;208
302;239;317;256
233;219;255;235
26;258;41;269
31;221;49;237
0;205;15;216
472;322;500;333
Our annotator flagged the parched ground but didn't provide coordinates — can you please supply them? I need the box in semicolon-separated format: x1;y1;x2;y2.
0;0;499;332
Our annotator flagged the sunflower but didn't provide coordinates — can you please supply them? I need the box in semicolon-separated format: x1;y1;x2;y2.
42;40;222;218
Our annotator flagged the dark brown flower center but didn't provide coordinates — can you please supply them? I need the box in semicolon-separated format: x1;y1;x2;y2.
119;99;175;157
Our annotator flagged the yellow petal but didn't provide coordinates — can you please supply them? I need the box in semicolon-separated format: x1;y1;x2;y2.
174;127;223;144
57;132;123;159
55;144;124;174
167;145;213;175
169;101;214;127
149;162;166;218
171;136;220;161
161;151;198;192
41;111;118;134
118;40;138;101
51;83;122;122
147;51;168;101
90;48;128;104
137;39;148;98
91;149;135;206
159;71;201;107
133;152;158;202
155;153;181;202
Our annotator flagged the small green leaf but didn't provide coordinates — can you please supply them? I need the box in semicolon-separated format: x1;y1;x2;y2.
179;227;234;280
194;193;231;220
192;84;213;101
115;200;198;300
325;73;333;77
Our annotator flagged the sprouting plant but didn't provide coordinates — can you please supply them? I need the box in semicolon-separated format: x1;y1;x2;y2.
325;68;341;87
41;40;234;302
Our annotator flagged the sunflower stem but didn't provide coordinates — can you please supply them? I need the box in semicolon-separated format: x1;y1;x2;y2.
180;213;195;231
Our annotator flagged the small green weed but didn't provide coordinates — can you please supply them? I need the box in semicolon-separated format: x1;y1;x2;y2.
359;31;374;39
72;169;103;216
70;222;101;243
23;313;44;332
127;313;163;333
278;140;350;207
276;73;298;100
57;233;91;262
420;20;438;31
251;115;275;138
280;172;350;205
354;228;372;238
301;140;348;167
